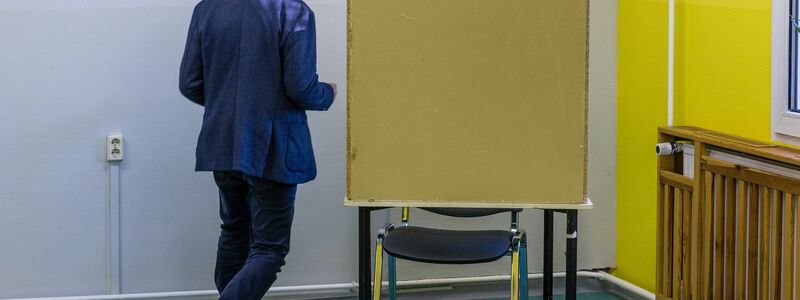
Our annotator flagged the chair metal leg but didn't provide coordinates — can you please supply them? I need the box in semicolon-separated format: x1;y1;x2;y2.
511;244;520;300
519;236;529;300
511;250;520;300
373;224;395;300
388;255;397;300
373;240;384;300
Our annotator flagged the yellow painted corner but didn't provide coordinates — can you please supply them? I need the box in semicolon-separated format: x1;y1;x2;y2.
617;0;668;292
618;0;776;293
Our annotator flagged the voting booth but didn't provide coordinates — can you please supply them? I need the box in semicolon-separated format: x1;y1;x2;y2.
346;2;593;299
345;0;592;208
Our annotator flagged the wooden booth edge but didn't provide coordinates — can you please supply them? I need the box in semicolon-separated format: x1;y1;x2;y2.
343;197;594;210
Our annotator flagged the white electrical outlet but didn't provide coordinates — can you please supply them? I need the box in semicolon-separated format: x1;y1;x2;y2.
107;134;123;161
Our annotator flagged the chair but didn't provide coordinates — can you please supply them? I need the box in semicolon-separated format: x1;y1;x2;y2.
372;208;528;300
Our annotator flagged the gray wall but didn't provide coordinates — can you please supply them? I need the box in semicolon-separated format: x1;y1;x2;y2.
0;0;616;298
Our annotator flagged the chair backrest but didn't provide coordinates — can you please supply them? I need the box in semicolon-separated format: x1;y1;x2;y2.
420;208;522;218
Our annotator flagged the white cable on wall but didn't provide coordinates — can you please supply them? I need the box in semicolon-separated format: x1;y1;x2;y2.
668;0;675;126
108;163;121;294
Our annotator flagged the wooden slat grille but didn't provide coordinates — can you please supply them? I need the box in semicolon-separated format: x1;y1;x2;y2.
658;155;800;299
658;171;693;298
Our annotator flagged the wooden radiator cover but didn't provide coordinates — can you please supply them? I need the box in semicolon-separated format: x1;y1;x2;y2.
657;126;800;299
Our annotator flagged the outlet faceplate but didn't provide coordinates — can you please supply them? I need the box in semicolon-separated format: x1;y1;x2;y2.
107;134;123;161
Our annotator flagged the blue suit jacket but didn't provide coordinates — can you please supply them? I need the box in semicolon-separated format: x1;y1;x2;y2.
179;0;334;184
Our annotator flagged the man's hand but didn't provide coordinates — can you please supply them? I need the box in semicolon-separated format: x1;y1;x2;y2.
328;83;338;100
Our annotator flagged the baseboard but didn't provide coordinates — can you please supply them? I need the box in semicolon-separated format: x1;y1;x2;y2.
5;271;653;300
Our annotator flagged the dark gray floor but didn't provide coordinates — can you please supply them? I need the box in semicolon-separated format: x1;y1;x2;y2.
271;277;638;300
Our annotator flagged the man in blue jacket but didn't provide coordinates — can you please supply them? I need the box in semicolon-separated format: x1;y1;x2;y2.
179;0;336;299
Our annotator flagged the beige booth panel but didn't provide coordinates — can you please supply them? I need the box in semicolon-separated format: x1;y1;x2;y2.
346;0;589;207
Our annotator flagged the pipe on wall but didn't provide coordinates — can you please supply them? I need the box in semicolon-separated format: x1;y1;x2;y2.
668;0;675;126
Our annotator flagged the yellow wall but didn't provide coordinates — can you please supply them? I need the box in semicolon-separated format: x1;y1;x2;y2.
617;0;772;291
617;0;668;291
675;0;772;140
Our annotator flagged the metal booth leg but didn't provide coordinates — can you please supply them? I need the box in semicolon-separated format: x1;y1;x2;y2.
544;210;554;300
566;210;578;300
359;208;372;300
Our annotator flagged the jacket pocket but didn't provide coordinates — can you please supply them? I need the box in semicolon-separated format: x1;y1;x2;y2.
285;122;313;171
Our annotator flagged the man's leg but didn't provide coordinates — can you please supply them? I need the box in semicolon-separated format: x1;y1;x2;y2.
213;171;252;293
219;175;297;300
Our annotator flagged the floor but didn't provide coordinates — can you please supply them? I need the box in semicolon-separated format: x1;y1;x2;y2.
288;277;638;300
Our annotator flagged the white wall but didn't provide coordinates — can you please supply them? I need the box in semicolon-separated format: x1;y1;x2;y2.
0;0;616;298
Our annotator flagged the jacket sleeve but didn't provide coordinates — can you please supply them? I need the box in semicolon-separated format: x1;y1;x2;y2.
179;6;205;106
282;7;334;111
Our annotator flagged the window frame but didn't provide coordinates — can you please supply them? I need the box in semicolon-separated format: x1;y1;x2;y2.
790;0;800;113
772;0;800;144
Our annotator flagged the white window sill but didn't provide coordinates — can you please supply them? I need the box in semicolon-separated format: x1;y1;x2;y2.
774;111;800;145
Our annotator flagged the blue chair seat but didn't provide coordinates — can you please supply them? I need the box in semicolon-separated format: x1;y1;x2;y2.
382;226;514;264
